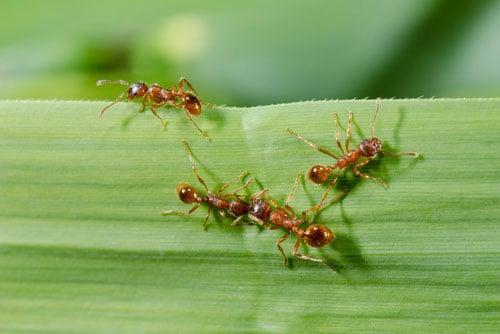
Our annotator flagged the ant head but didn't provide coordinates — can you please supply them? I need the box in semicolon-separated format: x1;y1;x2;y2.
128;82;148;99
249;199;271;221
175;182;201;204
303;224;334;248
308;165;331;184
183;93;202;116
359;138;382;158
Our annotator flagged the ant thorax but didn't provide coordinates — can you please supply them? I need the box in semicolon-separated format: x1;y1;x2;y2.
204;193;229;210
359;137;382;157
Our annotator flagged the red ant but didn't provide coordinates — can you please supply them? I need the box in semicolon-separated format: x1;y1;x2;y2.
161;141;255;230
286;98;419;188
248;174;347;271
96;77;210;141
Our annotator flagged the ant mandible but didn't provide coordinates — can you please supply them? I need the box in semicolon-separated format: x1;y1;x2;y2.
161;141;255;230
96;77;211;141
248;174;347;271
286;98;419;188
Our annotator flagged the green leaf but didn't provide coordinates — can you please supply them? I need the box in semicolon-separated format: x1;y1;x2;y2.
0;99;498;333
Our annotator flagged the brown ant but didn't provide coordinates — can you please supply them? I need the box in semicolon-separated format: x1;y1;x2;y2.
96;77;210;141
286;98;419;188
248;174;347;271
161;141;255;230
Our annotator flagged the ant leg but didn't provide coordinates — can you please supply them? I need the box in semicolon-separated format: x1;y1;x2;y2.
352;158;388;188
333;113;346;154
97;91;127;117
268;199;282;211
185;111;211;142
302;176;338;220
161;204;200;216
231;215;245;226
285;174;303;207
252;188;269;200
178;77;199;96
311;186;348;221
232;178;255;197
301;177;347;221
202;207;212;231
248;214;265;226
178;77;216;108
292;237;337;271
150;106;168;129
216;171;249;195
276;233;290;267
139;92;151;113
345;111;353;151
285;128;339;159
182;140;209;192
283;173;303;215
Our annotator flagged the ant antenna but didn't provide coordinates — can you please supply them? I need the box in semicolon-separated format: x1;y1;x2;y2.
371;97;381;138
96;80;130;87
97;92;126;118
96;80;131;117
182;140;209;193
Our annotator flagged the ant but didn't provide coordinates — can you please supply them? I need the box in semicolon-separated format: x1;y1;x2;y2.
286;98;419;188
161;141;255;230
96;77;211;141
248;174;347;271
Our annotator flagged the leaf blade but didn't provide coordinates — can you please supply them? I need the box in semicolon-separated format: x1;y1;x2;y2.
0;99;499;333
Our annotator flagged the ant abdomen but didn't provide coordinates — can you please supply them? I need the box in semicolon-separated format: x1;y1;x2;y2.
183;93;202;116
176;183;201;204
303;224;334;248
308;165;332;184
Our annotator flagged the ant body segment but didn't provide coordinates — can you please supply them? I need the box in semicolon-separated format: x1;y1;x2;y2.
161;141;254;230
286;98;419;188
97;77;210;141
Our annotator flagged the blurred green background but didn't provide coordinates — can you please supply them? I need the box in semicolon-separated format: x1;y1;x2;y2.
1;0;499;105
